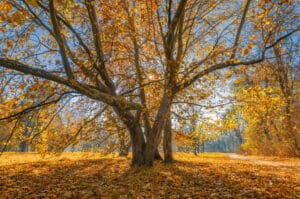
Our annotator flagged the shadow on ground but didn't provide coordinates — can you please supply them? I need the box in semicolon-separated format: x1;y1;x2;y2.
0;155;298;198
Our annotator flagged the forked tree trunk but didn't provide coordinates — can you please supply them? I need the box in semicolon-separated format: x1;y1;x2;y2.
144;93;173;166
163;114;173;163
114;93;173;166
130;129;162;163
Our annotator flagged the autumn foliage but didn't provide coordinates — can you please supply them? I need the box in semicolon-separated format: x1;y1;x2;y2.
1;153;299;198
0;0;299;168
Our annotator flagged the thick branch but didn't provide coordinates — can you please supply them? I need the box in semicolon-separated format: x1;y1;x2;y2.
230;0;251;60
85;0;115;90
49;0;74;79
0;58;141;110
165;0;187;41
124;2;151;134
37;1;93;60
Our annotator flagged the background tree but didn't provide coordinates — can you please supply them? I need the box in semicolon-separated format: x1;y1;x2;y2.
232;37;300;156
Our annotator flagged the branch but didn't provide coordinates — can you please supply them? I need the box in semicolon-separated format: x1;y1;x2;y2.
64;105;108;148
49;0;74;79
121;78;164;96
34;1;103;89
29;98;70;143
0;58;142;110
0;58;70;84
165;0;187;40
175;6;185;63
124;2;151;134
177;29;299;91
85;0;115;90
178;58;263;91
22;0;53;34
230;0;251;60
0;92;74;123
265;27;300;50
173;101;235;109
0;120;19;155
37;1;93;60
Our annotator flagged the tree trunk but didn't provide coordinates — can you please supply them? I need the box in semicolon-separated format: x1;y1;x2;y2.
114;92;173;166
129;125;145;165
285;97;299;156
154;148;163;160
113;107;145;165
20;141;27;152
119;140;129;157
20;127;29;152
144;93;173;166
154;130;163;160
163;114;173;163
144;137;155;166
118;129;129;157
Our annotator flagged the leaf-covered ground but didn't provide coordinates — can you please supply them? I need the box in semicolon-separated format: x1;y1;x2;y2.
0;153;299;198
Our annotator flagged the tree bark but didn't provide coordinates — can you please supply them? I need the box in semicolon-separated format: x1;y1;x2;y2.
118;127;130;157
145;93;173;166
113;107;145;165
130;129;145;165
144;137;155;166
163;114;173;163
154;130;163;160
285;97;299;156
154;148;163;160
20;126;29;152
119;139;129;157
20;141;27;152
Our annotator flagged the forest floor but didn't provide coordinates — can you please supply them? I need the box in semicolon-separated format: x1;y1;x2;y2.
0;152;299;198
228;153;300;167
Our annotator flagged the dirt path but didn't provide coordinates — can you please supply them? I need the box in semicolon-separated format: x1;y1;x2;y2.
228;153;300;168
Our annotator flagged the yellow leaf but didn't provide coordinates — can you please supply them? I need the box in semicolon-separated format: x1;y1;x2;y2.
19;83;26;89
0;15;4;23
0;3;12;12
25;0;38;7
243;48;249;55
66;0;74;6
11;11;23;25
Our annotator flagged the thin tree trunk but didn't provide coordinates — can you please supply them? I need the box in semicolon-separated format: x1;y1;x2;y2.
119;139;129;157
118;128;129;157
20;141;27;152
20;127;29;152
285;97;299;156
163;114;173;163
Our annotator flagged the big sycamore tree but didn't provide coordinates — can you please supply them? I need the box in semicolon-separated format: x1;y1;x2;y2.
0;0;299;166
